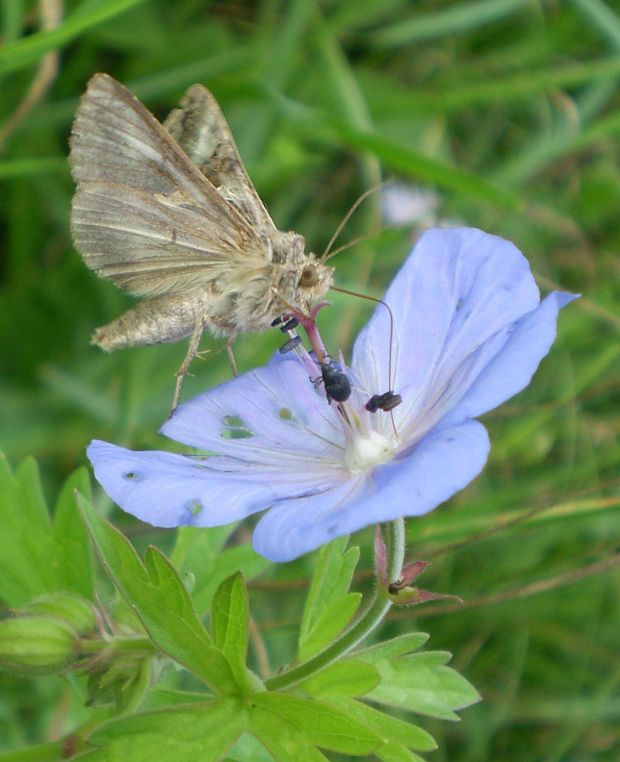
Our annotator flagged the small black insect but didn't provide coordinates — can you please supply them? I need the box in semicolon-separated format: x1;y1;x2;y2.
319;360;352;403
365;391;402;413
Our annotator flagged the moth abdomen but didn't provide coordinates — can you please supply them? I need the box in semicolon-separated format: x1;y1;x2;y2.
92;292;211;350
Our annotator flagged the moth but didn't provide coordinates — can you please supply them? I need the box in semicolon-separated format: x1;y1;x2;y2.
70;73;334;408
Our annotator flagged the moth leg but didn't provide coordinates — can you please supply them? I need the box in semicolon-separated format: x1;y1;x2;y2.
226;338;238;377
171;319;205;413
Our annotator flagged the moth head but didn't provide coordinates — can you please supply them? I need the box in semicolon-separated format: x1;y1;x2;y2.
299;264;319;289
298;258;334;300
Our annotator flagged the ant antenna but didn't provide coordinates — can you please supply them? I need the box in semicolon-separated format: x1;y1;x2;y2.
321;179;394;263
330;285;396;406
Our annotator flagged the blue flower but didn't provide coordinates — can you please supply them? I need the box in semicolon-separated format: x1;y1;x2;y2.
88;228;576;562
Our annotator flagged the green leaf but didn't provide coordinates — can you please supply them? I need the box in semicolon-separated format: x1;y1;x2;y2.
321;697;436;752
252;693;384;755
360;651;481;720
377;746;427;762
78;495;237;694
79;699;247;761
300;537;359;640
0;456;60;605
356;632;430;661
172;527;270;615
299;659;380;697
299;592;362;661
0;741;64;761
248;703;329;762
52;469;94;598
299;537;361;659
211;572;250;692
0;0;151;75
227;732;284;762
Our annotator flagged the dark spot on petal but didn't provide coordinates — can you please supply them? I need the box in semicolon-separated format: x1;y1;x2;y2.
123;471;139;480
221;414;253;439
187;500;203;517
180;500;203;526
279;407;293;420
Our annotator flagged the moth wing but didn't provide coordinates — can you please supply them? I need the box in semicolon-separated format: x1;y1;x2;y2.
70;73;267;297
163;84;275;229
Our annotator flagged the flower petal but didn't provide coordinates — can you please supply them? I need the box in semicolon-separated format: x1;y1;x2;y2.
441;291;578;426
252;420;489;562
87;440;280;528
162;353;345;479
353;228;540;433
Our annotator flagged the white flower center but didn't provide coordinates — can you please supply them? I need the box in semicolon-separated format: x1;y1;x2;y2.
344;429;394;474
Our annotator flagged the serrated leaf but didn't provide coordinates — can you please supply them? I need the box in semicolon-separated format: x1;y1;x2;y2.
299;592;361;660
78;496;237;694
173;528;270;616
300;537;359;646
299;659;380;697
362;651;481;720
211;572;250;691
53;469;94;598
252;693;384;755
321;697;436;752
78;699;246;761
249;704;329;762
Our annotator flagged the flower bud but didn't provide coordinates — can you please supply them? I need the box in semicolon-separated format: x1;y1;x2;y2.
0;615;78;674
24;593;96;636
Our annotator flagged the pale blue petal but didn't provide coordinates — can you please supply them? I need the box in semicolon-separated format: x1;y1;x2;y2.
87;440;341;529
440;291;578;427
162;353;344;475
87;441;279;527
252;420;489;562
352;228;540;433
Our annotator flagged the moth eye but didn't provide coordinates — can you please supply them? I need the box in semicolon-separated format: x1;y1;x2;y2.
299;265;319;288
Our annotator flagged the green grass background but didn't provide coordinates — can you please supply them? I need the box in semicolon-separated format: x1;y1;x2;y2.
0;0;619;759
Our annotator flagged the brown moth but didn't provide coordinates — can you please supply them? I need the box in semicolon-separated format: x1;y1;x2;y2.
70;73;334;408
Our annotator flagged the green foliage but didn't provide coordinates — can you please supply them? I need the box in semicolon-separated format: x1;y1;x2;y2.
0;458;93;606
1;0;618;759
0;463;478;759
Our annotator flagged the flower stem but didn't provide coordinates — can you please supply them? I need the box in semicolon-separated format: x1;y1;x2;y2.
265;519;406;691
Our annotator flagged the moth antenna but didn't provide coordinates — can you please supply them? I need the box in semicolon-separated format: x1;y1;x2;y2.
321;179;395;263
324;223;407;263
330;286;396;405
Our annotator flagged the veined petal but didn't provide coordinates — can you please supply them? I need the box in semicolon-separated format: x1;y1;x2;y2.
87;440;339;529
353;228;540;433
162;353;345;472
252;420;489;562
440;291;578;427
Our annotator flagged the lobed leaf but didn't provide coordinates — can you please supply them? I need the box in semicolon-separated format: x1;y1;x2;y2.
360;651;481;720
298;659;380;697
211;572;251;692
78;699;246;761
251;693;384;756
78;496;237;694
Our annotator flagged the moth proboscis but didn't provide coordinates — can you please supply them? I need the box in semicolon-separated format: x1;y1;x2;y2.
70;73;334;410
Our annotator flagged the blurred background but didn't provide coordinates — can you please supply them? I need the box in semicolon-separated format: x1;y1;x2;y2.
0;0;619;759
